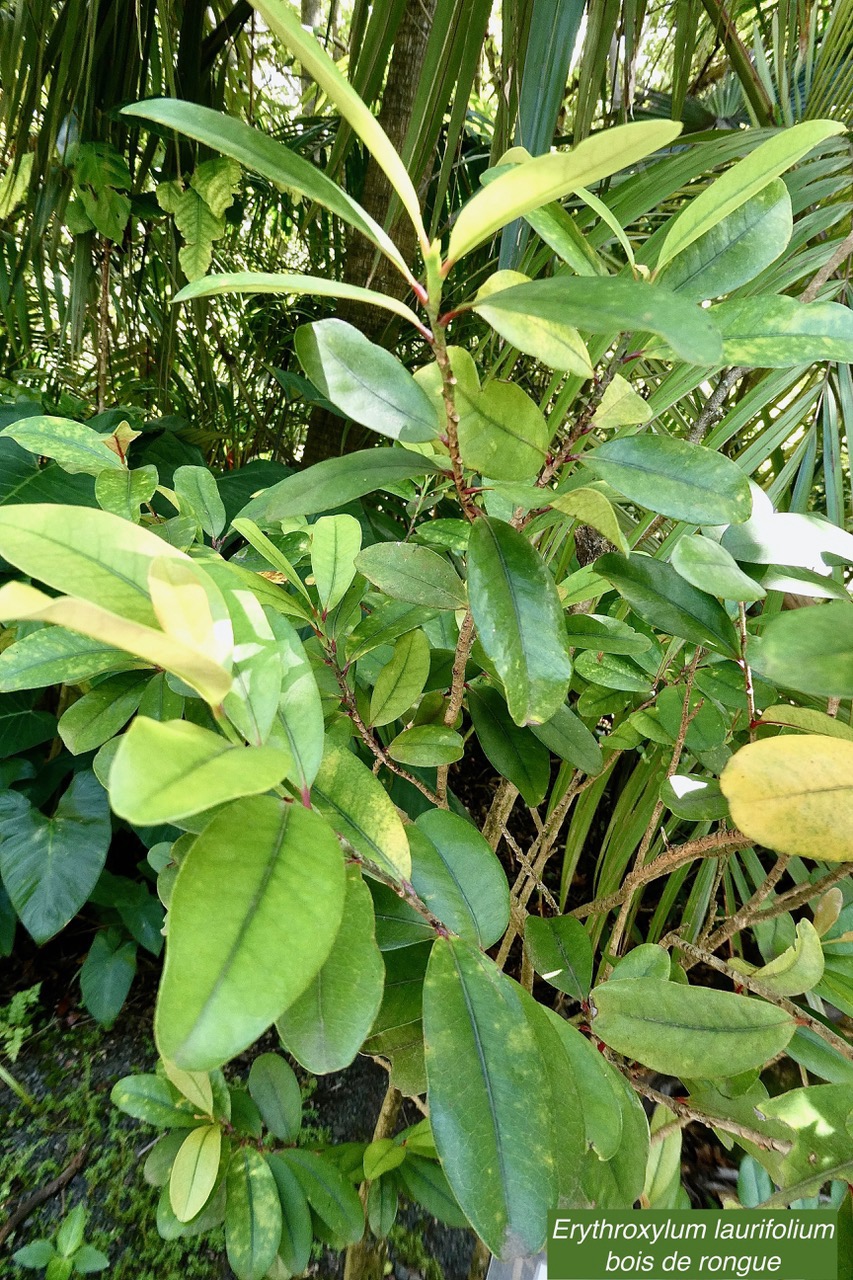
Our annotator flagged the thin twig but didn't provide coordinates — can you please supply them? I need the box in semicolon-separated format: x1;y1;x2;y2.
703;853;790;954
630;1080;791;1154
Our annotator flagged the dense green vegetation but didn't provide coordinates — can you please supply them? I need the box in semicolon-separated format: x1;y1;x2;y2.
3;1;853;1277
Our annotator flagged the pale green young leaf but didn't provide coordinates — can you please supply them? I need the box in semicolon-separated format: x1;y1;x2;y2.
175;272;423;329
310;514;362;613
169;1125;221;1222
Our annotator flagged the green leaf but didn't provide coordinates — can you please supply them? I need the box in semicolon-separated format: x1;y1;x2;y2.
13;1241;56;1269
367;1175;398;1237
658;179;792;302
583;436;751;526
58;672;146;755
397;1155;468;1227
712;295;853;366
574;650;653;694
749;602;853;697
363;1138;406;1181
175;270;423;329
409;810;509;948
549;488;628;553
0;691;55;758
387;724;464;766
369;629;431;727
467;517;571;726
590;977;795;1077
266;1155;313;1276
660;775;730;821
474;273;592;376
470;276;723;366
312;740;411;879
423;937;557;1257
530;703;603;776
721;735;853;862
347;601;439;663
656;119;844;270
467;685;550;806
56;1205;86;1257
266;611;325;792
561;613;651;656
1;416;125;476
758;704;853;742
239;449;440;523
225;1148;282;1280
757;1084;853;1198
276;1149;364;1247
71;1245;109;1274
247;1053;302;1140
457;380;549;481
95;465;158;522
173;466;226;540
590;376;653;430
110;1073;201;1128
543;1010;625;1162
155;796;345;1068
596;553;739;654
524;915;593;1001
733;919;824;998
253;0;425;249
0;772;110;944
108;718;292;826
446;121;681;265
295;320;437;444
671;535;765;602
122;100;410;280
80;930;137;1028
611;944;671;982
160;1060;214;1114
356;542;465;611
311;514;362;613
277;866;384;1073
169;1125;221;1222
519;990;585;1204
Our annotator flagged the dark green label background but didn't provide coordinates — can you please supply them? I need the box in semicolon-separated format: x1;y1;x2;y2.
547;1210;838;1280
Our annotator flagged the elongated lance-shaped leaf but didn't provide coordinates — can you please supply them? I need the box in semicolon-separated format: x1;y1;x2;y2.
121;99;414;284
445;120;682;267
250;0;427;251
174;272;424;330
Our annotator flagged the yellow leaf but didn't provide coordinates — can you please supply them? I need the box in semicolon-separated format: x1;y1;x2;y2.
720;735;853;860
148;558;233;666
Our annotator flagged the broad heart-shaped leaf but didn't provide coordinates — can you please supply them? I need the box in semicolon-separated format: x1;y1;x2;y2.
155;797;345;1069
474;274;592;376
671;534;765;602
456;379;549;481
311;514;362;613
656;119;844;270
590;977;795;1078
524;915;593;1001
0;771;110;944
582;436;751;526
409;810;509;948
295;320;437;444
122;100;411;281
311;740;411;879
721;735;853;862
108;718;292;826
238;449;441;523
0;691;56;758
467;684;550;806
80;929;137;1028
423;937;558;1258
277;865;384;1073
0;503;187;624
467;517;571;726
467;276;722;366
656;178;792;302
549;487;629;554
356;542;466;611
369;628;431;727
712;295;853;366
748;601;853;698
175;271;423;329
446;120;681;266
169;1125;221;1222
596;553;740;655
247;1053;302;1140
225;1148;282;1280
1;416;125;476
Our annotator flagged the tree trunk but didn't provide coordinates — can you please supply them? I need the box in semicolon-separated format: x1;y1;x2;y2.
300;0;436;467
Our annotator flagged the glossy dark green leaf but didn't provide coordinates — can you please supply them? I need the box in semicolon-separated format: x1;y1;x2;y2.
277;1149;364;1247
749;602;853;697
574;650;653;694
387;725;464;766
562;613;652;656
597;553;739;655
57;672;146;756
519;990;585;1203
467;517;571;726
239;449;441;523
524;915;593;1001
0;771;110;944
356;542;466;611
712;295;853;367
0;692;56;758
457;380;549;481
247;1053;302;1141
591;977;795;1077
155;797;346;1068
660;775;730;821
225;1148;282;1280
473;276;723;365
423;937;557;1258
467;684;550;806
364;942;430;1095
409;811;509;948
266;1155;313;1276
368;883;435;950
543;1011;624;1161
295;320;437;444
277;866;384;1073
312;740;411;879
0;628;143;692
80;930;137;1028
583;436;751;526
671;535;765;602
397;1155;468;1228
530;703;603;775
